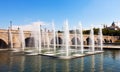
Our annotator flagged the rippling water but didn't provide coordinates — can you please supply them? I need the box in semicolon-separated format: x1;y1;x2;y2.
0;49;120;72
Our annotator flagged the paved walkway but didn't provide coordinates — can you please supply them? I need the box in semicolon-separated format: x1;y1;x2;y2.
84;45;120;49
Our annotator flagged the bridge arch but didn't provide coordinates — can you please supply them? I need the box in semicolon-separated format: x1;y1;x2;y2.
0;34;8;48
0;39;8;48
71;37;80;45
0;34;8;44
25;37;35;47
50;37;63;44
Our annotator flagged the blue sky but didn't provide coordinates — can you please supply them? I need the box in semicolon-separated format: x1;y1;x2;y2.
0;0;120;30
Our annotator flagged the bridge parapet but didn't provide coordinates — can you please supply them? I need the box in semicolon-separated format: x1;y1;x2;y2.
0;29;119;48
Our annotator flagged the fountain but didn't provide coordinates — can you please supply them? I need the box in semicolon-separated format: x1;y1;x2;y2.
46;30;50;51
86;25;95;54
63;20;70;57
74;27;77;50
56;31;59;47
90;25;95;52
8;20;104;59
73;22;84;57
42;29;46;48
52;21;56;53
8;27;13;50
99;26;103;51
56;20;71;59
96;25;103;52
38;24;41;54
43;22;56;56
32;26;38;50
19;27;25;51
43;29;55;56
79;22;84;54
37;21;103;58
24;25;38;54
25;24;41;55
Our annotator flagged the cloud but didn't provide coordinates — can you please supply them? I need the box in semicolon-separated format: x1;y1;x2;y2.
12;21;46;31
32;21;46;26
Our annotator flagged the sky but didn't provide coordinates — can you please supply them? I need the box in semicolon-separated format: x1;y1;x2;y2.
0;0;120;30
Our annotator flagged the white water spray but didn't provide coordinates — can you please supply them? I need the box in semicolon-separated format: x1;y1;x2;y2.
38;25;41;53
99;26;103;51
64;20;70;56
90;25;95;52
19;27;25;51
79;22;84;54
52;21;56;52
74;27;77;50
46;30;50;50
9;28;13;49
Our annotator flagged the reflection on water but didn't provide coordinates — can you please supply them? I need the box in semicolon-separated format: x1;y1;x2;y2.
0;49;120;72
104;49;120;60
91;55;95;72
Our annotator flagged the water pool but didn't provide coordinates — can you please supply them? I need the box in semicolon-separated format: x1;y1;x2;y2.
0;49;120;72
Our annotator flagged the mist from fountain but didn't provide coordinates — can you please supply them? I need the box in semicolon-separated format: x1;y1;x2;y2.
79;22;84;54
64;20;70;56
52;21;56;53
27;24;41;55
9;20;104;58
9;28;13;49
74;27;77;51
46;30;50;51
38;25;41;54
56;31;59;47
32;25;39;50
61;26;65;51
19;27;25;51
90;25;95;52
42;29;46;48
98;26;103;51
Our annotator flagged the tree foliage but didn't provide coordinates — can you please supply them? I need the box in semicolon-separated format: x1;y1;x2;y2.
83;28;120;36
57;28;120;36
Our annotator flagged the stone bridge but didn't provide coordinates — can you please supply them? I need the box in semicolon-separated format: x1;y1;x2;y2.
0;29;119;49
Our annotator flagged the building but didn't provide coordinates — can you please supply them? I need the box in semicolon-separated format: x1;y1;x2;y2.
104;22;120;30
